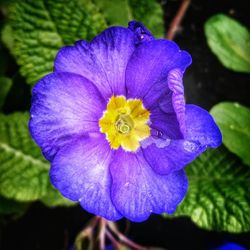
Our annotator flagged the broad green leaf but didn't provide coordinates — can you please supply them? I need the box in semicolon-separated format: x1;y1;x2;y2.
0;195;29;215
2;0;106;85
94;0;164;38
0;112;50;201
210;102;250;166
205;14;250;73
41;185;75;207
0;76;12;109
169;146;250;232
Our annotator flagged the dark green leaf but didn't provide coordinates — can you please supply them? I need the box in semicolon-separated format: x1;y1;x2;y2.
1;0;107;85
0;195;29;215
0;77;12;109
210;102;250;166
41;184;76;207
205;14;250;73
168;146;250;232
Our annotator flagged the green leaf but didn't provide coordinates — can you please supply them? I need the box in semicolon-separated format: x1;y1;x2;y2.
169;146;250;232
0;112;51;201
1;24;14;53
210;102;250;167
128;0;164;38
0;195;29;215
0;112;76;207
2;0;107;85
93;0;164;37
40;185;76;207
93;0;133;27
205;14;250;73
0;77;12;109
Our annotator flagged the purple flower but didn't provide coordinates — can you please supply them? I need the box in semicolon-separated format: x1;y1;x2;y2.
214;242;246;250
29;21;221;222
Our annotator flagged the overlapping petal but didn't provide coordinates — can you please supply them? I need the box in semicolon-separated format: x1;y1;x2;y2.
143;104;222;175
110;149;188;222
125;39;191;109
55;27;137;98
128;21;154;44
29;72;105;161
145;68;187;143
185;104;222;147
142;139;204;175
50;134;122;220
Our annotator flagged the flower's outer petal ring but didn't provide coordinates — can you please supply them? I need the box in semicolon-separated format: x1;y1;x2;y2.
142;104;222;175
185;104;222;148
50;134;122;221
54;27;137;99
125;39;191;109
110;149;188;222
29;72;106;161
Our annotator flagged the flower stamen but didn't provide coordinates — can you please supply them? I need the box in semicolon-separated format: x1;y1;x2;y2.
115;114;133;134
99;95;150;152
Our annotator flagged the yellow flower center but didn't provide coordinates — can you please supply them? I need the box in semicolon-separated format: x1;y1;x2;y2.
99;96;151;152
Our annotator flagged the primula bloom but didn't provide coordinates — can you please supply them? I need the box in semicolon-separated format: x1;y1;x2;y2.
29;21;221;222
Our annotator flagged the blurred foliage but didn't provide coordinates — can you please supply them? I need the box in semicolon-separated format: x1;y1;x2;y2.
93;0;164;37
0;196;29;216
211;102;250;167
40;184;75;207
168;146;250;232
0;77;12;109
205;14;250;73
129;0;164;37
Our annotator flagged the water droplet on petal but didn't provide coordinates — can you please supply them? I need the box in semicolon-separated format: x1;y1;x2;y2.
183;141;199;152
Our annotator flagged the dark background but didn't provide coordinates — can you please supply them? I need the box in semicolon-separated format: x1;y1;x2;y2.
1;0;250;249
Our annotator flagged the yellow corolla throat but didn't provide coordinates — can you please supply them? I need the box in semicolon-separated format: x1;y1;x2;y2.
99;95;151;152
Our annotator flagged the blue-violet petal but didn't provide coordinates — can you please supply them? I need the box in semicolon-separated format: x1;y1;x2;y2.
29;72;105;161
110;149;188;222
50;134;122;220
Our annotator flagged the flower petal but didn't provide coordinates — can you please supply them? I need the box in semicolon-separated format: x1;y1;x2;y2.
29;72;105;161
149;105;184;140
185;104;222;148
110;150;188;222
125;40;191;108
142;139;204;175
128;21;154;44
147;68;187;140
54;41;112;99
50;134;122;220
55;27;137;98
142;104;222;175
